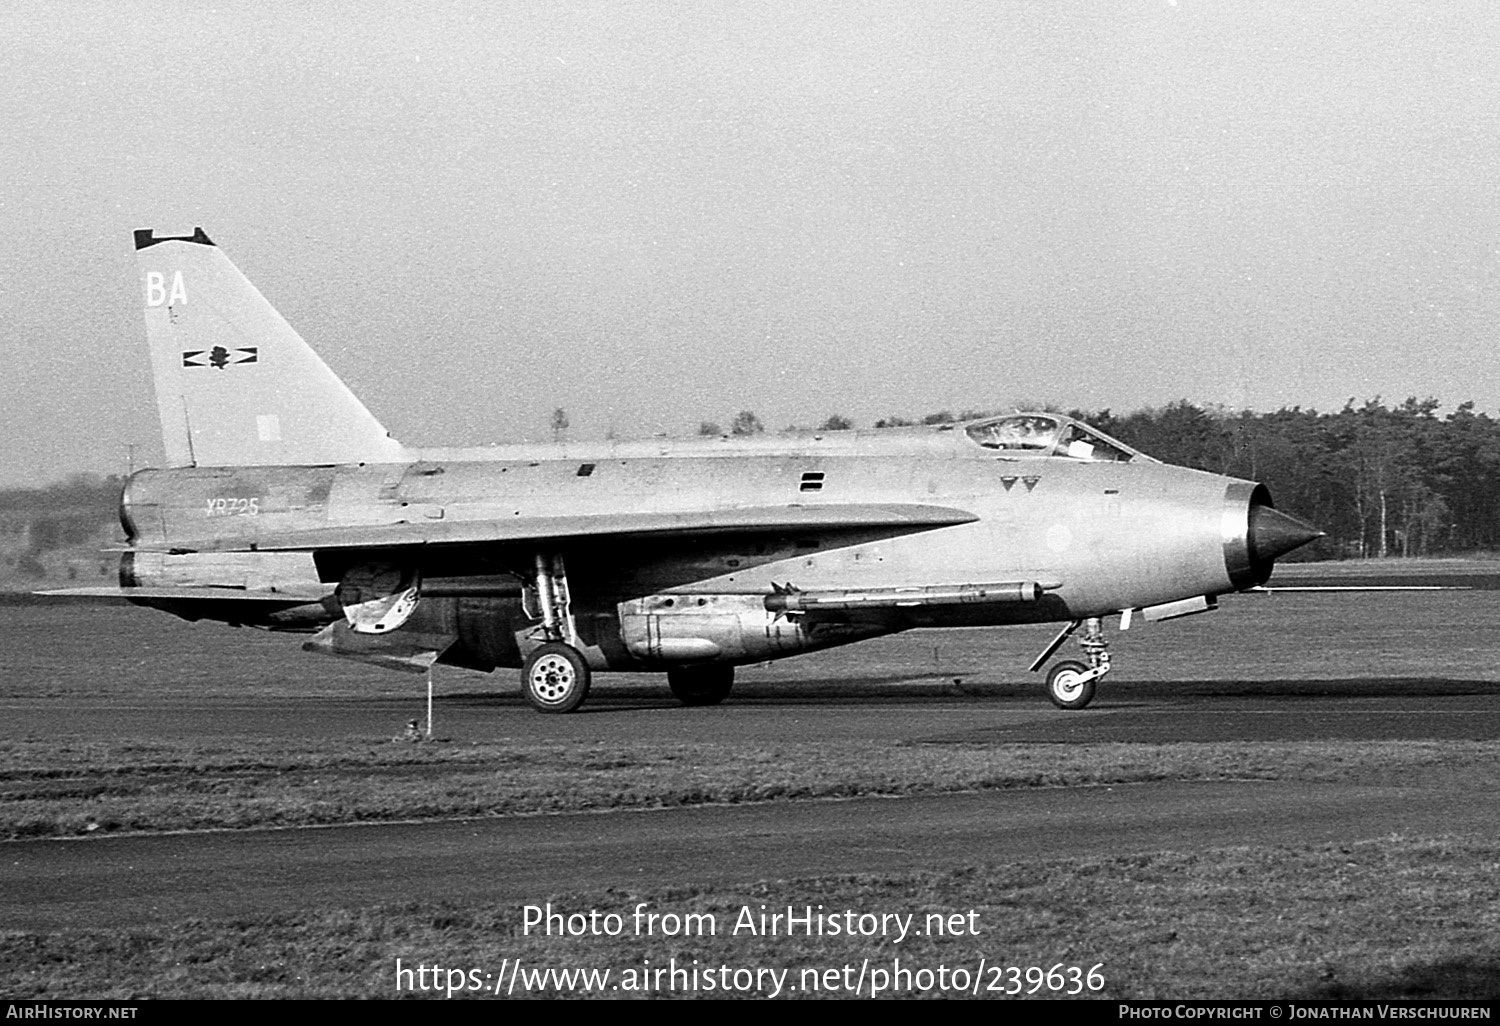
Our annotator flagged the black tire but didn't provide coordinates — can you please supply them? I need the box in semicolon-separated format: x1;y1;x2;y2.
523;642;591;713
667;665;734;707
1045;660;1096;710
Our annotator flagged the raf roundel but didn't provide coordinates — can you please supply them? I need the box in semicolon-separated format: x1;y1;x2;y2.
181;347;258;370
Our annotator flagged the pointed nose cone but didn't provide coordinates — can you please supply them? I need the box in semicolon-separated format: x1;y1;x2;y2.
1249;505;1324;563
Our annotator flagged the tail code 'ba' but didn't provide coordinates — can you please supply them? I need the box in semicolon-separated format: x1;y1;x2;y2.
136;228;406;468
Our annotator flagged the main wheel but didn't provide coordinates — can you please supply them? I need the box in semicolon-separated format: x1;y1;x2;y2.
667;665;734;707
523;642;591;713
1045;660;1096;710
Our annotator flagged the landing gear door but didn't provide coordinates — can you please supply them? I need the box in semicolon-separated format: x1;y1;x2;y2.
336;563;421;634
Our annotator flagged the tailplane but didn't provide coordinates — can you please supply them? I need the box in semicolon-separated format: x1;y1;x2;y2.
135;228;406;467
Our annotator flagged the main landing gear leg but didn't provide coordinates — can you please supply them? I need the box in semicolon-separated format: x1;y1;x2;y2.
521;553;591;713
1030;616;1112;710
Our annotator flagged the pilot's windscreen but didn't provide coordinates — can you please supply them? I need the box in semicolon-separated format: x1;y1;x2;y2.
967;416;1138;461
966;415;1062;453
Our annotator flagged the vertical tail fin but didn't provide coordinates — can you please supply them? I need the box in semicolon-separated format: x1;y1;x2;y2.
135;228;407;467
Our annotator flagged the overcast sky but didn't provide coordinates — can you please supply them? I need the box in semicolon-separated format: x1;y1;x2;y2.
2;1;1497;486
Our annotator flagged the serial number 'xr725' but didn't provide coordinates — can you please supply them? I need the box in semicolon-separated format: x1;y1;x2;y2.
205;497;260;517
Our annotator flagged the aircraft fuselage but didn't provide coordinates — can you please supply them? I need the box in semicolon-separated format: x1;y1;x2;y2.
120;432;1265;674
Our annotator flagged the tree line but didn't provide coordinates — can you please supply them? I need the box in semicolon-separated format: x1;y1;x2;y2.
1083;398;1498;561
0;474;125;580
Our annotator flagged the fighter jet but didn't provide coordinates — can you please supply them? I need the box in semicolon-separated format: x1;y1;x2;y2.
56;228;1321;713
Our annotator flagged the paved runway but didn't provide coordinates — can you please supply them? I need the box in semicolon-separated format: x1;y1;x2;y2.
8;777;1494;933
5;676;1497;744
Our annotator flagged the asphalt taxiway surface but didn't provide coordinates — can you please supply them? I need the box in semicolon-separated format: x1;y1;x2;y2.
6;683;1499;932
5;674;1499;744
7;776;1494;933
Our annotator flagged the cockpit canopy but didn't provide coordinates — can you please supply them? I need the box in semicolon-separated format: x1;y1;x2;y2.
964;413;1148;462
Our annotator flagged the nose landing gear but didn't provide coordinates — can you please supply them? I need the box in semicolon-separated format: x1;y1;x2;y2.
1030;616;1112;710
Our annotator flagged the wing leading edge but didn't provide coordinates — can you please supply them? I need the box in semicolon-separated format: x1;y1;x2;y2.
132;502;981;554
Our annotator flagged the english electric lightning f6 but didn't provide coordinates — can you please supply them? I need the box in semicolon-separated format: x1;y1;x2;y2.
57;228;1320;713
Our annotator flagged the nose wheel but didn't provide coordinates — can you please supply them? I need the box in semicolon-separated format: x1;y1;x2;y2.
1031;617;1112;710
1045;660;1096;710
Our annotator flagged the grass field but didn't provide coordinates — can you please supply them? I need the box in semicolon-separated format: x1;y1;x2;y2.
8;734;1500;839
3;579;1499;999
